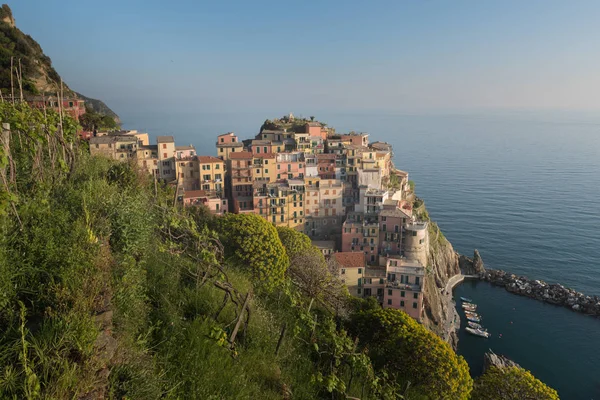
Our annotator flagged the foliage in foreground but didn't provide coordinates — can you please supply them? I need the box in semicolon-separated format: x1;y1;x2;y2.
0;102;558;399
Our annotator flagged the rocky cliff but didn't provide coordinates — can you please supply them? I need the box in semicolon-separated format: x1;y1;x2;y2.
421;219;462;346
0;4;119;121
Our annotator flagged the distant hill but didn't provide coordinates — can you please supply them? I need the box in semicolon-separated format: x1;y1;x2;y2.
0;4;120;122
75;91;121;124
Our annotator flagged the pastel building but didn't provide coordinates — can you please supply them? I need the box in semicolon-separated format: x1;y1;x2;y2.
276;152;305;180
216;132;243;161
403;220;429;267
157;136;176;182
383;257;425;321
228;151;254;213
183;190;228;215
333;252;365;297
252;153;277;182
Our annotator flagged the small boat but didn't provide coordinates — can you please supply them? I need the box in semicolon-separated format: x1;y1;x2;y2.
465;311;480;318
466;315;481;323
463;306;477;312
462;303;477;310
460;297;473;302
468;321;485;330
466;327;490;338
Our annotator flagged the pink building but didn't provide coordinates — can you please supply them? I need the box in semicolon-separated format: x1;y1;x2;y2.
305;122;326;140
183;190;228;215
316;154;336;179
383;257;425;321
378;207;411;258
250;140;274;155
276;152;305;180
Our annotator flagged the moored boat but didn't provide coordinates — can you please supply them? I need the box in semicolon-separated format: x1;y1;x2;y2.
466;327;490;338
468;321;485;330
460;297;473;302
465;311;480;318
466;314;481;323
462;303;477;310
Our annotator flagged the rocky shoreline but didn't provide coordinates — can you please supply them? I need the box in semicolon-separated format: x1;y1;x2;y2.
480;269;600;317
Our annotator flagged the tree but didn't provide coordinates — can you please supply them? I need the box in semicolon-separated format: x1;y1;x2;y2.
217;214;288;291
472;366;558;400
276;226;313;259
349;308;473;400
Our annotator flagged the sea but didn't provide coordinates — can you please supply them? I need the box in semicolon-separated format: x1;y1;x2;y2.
122;109;600;399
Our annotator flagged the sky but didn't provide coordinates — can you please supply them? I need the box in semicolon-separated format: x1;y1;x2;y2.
8;0;600;116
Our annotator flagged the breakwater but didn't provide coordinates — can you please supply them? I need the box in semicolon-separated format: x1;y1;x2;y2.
480;269;600;317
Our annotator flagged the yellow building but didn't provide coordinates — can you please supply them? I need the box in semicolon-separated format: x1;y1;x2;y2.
253;181;305;230
333;252;366;297
252;153;277;182
197;156;225;194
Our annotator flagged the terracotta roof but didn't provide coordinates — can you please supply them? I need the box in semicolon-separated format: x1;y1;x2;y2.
334;252;365;269
184;190;208;199
253;153;277;159
197;155;223;163
316;154;337;160
229;151;253;159
176;145;195;150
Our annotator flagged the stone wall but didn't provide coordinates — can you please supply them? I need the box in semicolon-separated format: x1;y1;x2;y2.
481;269;600;316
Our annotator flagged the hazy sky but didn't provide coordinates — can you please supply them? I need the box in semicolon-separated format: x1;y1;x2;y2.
9;0;600;115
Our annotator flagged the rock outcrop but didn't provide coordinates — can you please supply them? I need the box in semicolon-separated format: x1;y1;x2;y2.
481;269;600;316
459;249;486;276
483;350;520;373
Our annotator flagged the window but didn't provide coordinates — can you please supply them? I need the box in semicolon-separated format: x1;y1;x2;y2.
382;224;386;232
379;278;384;284
412;231;417;237
163;153;168;158
264;147;267;153
401;291;405;297
221;138;224;143
220;148;224;153
412;302;418;309
388;289;392;295
382;216;387;222
357;288;362;294
340;268;346;275
413;293;419;299
162;144;167;149
400;301;405;307
265;169;268;173
415;276;420;285
358;268;362;274
256;169;260;173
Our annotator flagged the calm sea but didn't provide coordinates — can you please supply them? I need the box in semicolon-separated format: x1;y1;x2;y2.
122;109;600;399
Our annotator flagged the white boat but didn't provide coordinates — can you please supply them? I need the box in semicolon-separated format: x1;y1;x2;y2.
468;321;485;330
465;311;480;318
462;303;477;310
460;297;473;302
466;327;490;338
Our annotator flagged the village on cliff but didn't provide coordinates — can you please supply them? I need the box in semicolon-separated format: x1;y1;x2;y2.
86;114;431;321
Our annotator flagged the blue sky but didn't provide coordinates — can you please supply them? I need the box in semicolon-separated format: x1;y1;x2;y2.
8;0;600;115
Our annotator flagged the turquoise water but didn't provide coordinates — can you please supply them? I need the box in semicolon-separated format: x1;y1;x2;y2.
122;110;600;399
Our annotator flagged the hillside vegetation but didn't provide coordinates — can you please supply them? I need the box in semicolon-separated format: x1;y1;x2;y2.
0;102;558;399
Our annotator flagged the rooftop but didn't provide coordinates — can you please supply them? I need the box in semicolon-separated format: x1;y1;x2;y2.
156;135;175;143
197;155;223;163
229;151;254;159
333;252;365;269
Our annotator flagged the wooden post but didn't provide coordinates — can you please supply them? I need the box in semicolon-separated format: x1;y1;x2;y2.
275;322;287;356
10;57;14;103
229;292;251;349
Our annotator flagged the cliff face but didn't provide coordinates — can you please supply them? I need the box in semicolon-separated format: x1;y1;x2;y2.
421;221;461;346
